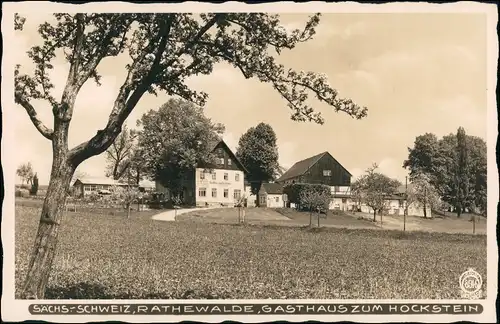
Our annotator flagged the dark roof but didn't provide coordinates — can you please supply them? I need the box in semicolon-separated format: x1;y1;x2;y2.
261;182;284;195
276;151;352;182
207;137;249;174
276;152;326;182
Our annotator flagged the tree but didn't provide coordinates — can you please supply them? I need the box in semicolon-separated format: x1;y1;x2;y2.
16;162;34;186
110;184;140;219
30;173;39;196
350;178;364;213
403;133;439;180
403;129;486;217
408;173;440;218
137;98;225;198
236;123;279;194
105;124;140;181
299;186;331;228
454;127;471;217
15;12;367;298
352;164;401;222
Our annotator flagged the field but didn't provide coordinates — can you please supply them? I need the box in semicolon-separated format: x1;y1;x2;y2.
15;203;487;300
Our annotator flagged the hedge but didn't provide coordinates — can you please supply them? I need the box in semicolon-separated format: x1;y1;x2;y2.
283;183;331;209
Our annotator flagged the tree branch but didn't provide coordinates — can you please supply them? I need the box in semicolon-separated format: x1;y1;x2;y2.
15;93;53;140
57;14;86;121
68;16;174;166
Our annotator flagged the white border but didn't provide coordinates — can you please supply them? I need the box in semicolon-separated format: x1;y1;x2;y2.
2;1;498;323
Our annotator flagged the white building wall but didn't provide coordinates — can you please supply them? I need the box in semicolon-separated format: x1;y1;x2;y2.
328;186;352;211
195;168;245;207
330;186;351;195
359;200;432;218
265;194;285;208
329;197;355;211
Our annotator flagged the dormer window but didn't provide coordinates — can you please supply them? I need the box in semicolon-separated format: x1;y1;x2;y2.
323;170;332;176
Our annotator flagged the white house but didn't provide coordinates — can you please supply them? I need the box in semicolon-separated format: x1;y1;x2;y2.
72;177;130;197
258;183;285;208
358;185;433;218
154;138;248;207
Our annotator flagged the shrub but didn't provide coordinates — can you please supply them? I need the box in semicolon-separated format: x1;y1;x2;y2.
15;188;30;198
284;183;331;211
30;173;39;196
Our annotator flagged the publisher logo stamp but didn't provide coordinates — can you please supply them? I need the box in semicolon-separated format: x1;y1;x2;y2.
459;268;483;299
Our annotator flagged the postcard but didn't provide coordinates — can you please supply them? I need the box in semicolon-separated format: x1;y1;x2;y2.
2;1;497;323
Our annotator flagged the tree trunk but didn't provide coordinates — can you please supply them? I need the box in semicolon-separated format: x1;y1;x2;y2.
317;212;320;227
20;155;74;299
423;201;427;218
456;203;462;218
309;211;313;228
373;209;376;221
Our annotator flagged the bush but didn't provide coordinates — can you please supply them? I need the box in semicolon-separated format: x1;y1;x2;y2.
284;183;331;211
15;189;30;198
30;173;39;196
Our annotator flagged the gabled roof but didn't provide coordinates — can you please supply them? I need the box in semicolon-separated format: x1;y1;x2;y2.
276;152;326;182
209;136;249;175
261;182;284;195
276;151;352;182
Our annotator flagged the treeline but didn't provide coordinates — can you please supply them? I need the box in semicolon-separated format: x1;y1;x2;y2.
403;127;487;217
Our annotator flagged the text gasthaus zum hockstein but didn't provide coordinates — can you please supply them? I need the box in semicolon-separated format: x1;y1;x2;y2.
28;303;483;315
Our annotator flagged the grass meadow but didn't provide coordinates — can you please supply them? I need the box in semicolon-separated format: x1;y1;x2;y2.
15;203;487;300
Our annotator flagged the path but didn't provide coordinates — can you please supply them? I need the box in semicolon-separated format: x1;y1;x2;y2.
151;206;219;222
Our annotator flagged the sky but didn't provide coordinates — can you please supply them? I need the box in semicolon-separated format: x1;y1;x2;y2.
10;11;488;185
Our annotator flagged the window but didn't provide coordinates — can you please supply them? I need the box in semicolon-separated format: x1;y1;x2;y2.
235;173;240;181
84;185;90;191
224;189;229;198
212;172;216;180
323;170;332;176
275;196;280;203
342;198;347;204
200;171;205;180
212;188;217;198
198;188;206;197
260;195;266;204
90;185;97;191
334;186;340;192
224;173;228;180
234;189;241;200
228;159;232;166
218;157;225;165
